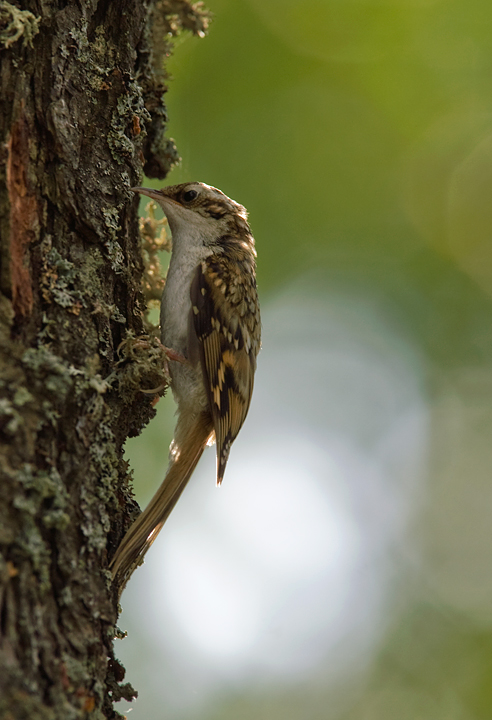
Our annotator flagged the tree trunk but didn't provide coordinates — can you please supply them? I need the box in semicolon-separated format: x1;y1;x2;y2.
0;1;209;717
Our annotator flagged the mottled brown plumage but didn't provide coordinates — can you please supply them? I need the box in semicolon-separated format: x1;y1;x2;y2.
111;183;260;584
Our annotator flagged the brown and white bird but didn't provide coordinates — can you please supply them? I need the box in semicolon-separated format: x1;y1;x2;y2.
111;182;261;582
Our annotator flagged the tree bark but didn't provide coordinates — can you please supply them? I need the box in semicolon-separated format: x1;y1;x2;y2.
0;1;209;717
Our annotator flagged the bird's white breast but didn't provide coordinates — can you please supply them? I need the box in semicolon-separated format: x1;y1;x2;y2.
160;224;212;408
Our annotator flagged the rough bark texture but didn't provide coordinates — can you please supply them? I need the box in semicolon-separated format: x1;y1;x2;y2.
0;1;209;717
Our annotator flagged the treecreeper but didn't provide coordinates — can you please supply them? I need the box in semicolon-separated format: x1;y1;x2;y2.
110;183;261;583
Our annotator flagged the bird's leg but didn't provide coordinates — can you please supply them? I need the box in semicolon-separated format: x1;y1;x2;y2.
143;345;191;393
162;346;190;366
117;336;190;366
116;335;190;394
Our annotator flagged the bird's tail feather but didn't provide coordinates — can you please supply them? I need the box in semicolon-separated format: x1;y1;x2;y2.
110;409;214;587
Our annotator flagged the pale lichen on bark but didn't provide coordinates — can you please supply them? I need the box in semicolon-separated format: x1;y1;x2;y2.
0;1;40;49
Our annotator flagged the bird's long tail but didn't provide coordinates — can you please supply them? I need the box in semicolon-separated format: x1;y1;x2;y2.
110;409;214;586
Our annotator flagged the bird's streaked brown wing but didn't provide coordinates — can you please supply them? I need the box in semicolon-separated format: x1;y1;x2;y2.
190;255;260;483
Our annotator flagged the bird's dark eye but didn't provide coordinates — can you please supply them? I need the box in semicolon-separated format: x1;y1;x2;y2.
182;189;198;203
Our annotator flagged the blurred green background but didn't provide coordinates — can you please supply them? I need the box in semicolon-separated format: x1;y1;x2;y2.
118;0;492;718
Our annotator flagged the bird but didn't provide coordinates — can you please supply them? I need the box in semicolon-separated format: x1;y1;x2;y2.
110;182;261;583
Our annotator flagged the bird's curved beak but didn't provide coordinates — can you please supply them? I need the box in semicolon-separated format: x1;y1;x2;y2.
131;186;163;200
